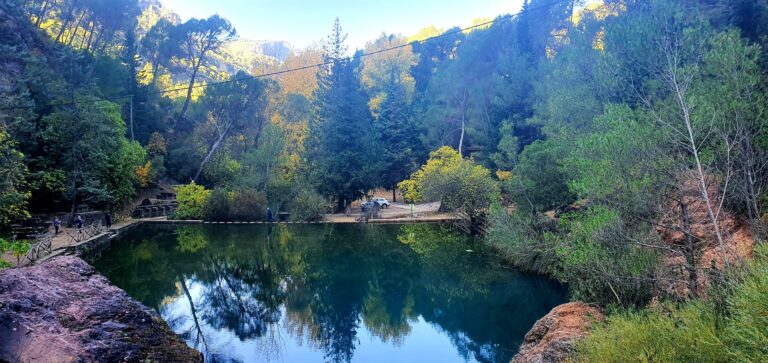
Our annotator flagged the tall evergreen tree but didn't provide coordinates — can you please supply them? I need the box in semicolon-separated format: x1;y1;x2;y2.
305;19;379;212
375;75;420;202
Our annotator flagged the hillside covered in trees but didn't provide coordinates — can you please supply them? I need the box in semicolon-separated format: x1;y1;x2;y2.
1;0;768;361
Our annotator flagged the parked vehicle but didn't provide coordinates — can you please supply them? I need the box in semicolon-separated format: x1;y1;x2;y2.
360;201;376;212
371;198;390;208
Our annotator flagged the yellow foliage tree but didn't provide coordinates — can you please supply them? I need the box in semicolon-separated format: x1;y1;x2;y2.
134;160;152;188
398;146;462;202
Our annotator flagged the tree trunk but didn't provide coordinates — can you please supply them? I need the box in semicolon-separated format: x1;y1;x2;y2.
85;23;98;51
179;276;208;351
79;21;92;49
672;71;730;268
55;18;69;42
392;187;397;203
680;199;698;298
67;12;86;47
193;124;231;181
458;115;465;157
68;185;77;228
180;60;201;118
150;60;161;86
457;90;467;156
34;0;49;27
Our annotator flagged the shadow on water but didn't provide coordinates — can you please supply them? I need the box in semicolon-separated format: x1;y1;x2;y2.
93;223;567;363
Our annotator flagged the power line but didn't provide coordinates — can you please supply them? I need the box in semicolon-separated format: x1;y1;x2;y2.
0;0;569;111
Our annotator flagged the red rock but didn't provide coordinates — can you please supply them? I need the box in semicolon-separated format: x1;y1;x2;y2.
0;256;202;363
511;302;603;363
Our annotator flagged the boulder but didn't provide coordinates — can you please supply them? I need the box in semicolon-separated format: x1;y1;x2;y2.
512;302;603;363
0;256;202;363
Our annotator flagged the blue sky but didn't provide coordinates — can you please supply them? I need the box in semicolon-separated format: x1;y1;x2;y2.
160;0;524;50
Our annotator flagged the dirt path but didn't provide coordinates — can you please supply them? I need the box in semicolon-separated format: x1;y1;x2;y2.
324;201;454;223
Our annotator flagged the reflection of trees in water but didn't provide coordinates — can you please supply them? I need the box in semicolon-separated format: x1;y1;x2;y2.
98;224;566;363
199;255;286;340
362;289;416;346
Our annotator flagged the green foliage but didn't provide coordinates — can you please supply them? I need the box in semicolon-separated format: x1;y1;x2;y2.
564;105;667;218
485;205;558;274
203;188;232;221
723;244;768;361
398;146;462;202
304;20;380;210
374;77;421;195
202;188;268;221
576;302;727;362
507;140;574;213
555;207;659;306
400;146;499;221
174;183;210;219
230;189;267;221
289;188;328;222
0;129;30;227
0;238;31;267
575;244;768;362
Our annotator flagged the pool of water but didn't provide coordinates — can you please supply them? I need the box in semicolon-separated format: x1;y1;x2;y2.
93;223;566;363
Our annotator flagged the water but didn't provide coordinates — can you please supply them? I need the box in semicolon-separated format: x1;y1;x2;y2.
92;223;566;363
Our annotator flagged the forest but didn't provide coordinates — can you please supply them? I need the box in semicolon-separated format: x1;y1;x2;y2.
1;0;768;361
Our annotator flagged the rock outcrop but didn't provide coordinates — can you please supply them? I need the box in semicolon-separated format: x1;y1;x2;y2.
0;256;202;363
657;174;756;298
511;302;603;363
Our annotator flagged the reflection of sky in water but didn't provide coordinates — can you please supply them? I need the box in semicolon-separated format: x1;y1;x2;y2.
160;279;477;363
94;224;566;363
162;280;473;362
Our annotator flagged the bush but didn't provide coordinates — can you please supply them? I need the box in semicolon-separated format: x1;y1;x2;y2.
399;146;500;224
0;238;31;267
204;188;232;221
554;207;659;307
575;302;727;362
575;244;768;362
230;189;267;221
722;244;768;361
173;182;210;219
485;205;559;274
507;139;575;213
290;188;327;221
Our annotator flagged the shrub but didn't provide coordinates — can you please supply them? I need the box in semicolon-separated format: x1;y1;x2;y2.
204;188;232;221
722;244;768;361
290;188;327;221
0;238;31;267
398;146;462;203
575;244;768;362
230;189;267;221
575;302;727;362
485;204;559;274
399;146;500;224
555;206;659;307
174;182;210;219
507;139;575;213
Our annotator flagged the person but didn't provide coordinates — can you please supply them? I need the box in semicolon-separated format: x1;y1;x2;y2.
104;212;112;228
53;216;61;234
75;215;83;229
266;207;274;223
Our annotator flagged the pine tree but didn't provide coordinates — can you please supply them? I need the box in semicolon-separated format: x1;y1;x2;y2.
305;19;379;212
375;75;421;202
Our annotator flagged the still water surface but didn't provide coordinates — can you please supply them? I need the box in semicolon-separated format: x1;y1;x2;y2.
93;224;566;363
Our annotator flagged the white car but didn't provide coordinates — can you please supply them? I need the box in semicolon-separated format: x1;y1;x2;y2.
371;198;390;208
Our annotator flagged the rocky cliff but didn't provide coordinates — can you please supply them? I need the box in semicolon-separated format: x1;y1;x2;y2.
511;302;603;363
0;256;201;363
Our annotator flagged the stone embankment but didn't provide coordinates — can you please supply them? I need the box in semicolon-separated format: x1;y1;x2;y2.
0;256;202;363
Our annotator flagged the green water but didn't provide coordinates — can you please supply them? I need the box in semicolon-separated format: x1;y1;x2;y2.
92;223;566;363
